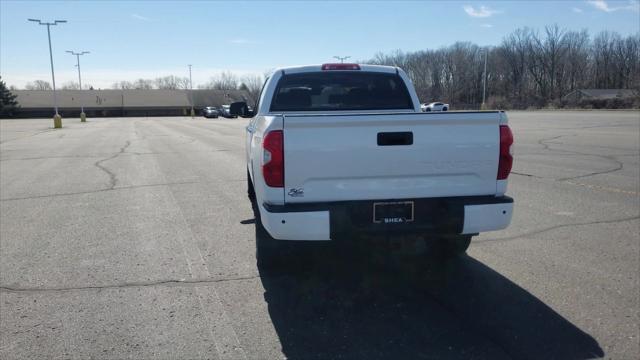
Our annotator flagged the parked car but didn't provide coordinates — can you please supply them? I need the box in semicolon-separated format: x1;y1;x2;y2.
236;63;513;269
220;105;237;118
202;106;219;118
422;102;449;112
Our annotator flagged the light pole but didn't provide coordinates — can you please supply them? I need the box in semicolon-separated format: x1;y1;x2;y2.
482;47;488;110
28;18;67;128
188;64;194;117
333;56;351;63
66;50;90;122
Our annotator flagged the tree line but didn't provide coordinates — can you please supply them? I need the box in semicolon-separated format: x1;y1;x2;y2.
369;25;639;109
111;72;264;102
21;72;265;104
14;25;640;110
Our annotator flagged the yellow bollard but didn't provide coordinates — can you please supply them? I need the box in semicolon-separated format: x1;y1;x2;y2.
53;114;62;128
80;112;86;122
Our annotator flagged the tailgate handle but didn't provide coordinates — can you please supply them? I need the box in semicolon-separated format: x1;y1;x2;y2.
377;132;413;146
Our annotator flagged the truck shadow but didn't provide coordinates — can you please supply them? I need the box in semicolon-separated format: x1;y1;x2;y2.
252;217;603;359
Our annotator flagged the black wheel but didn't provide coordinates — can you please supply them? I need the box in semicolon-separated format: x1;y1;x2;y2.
254;207;296;271
255;218;282;269
441;235;472;257
247;170;256;202
442;107;448;111
248;181;287;270
425;108;431;112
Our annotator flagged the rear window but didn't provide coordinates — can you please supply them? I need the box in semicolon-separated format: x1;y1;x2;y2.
270;72;413;112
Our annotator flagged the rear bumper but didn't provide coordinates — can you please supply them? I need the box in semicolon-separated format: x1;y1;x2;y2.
260;196;513;241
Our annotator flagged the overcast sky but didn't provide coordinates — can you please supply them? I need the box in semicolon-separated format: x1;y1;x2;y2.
2;0;639;89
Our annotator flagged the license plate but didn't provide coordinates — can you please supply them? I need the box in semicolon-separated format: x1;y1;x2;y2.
373;201;414;224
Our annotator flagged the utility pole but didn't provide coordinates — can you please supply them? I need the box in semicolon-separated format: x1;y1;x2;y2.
188;64;194;117
66;50;90;122
482;48;488;110
333;56;351;63
28;18;67;128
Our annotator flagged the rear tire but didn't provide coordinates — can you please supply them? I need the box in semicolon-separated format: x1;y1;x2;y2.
255;218;286;270
252;201;321;272
442;107;448;111
441;235;472;257
247;170;256;202
249;183;289;271
425;108;431;112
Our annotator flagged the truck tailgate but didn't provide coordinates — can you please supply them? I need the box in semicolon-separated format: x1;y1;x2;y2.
283;112;501;203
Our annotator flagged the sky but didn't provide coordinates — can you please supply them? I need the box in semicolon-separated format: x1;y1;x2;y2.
1;0;639;89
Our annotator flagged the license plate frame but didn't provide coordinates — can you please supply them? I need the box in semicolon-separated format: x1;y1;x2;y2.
373;201;415;224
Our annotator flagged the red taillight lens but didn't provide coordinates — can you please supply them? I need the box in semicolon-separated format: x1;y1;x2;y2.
497;125;514;180
321;63;361;70
262;130;284;187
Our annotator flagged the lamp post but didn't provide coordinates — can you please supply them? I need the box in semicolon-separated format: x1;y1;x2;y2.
66;50;90;122
482;47;488;110
28;18;67;128
333;56;351;63
188;64;194;117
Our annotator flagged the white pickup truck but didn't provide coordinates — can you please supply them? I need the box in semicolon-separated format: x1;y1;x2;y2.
232;63;514;267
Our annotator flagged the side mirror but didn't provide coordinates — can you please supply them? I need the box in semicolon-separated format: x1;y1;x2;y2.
230;101;253;117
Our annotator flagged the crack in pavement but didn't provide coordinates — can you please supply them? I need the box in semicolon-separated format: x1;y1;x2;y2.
0;128;57;145
563;180;639;195
511;171;545;179
474;215;640;245
510;171;638;194
1;155;108;162
514;134;635;194
0;178;244;202
537;134;568;151
553;122;639;131
0;181;201;202
538;134;626;181
0;274;260;294
93;140;131;189
557;164;624;181
0;149;232;162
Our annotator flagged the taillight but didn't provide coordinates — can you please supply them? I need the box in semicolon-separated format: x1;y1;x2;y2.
262;130;284;187
497;125;513;180
321;63;361;70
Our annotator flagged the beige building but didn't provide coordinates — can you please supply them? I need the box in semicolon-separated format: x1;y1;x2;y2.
7;89;251;118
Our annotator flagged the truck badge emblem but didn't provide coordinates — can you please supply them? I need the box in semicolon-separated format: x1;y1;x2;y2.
288;188;304;197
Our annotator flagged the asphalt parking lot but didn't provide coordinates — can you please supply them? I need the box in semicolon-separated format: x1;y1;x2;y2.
1;111;638;359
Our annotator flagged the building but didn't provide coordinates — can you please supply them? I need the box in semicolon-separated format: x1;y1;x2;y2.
563;89;638;102
5;89;251;118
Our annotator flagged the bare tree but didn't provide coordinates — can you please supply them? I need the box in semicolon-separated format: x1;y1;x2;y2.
61;81;80;90
562;30;590;92
239;74;264;103
25;80;52;90
369;25;640;109
199;71;238;91
155;75;189;90
112;81;134;89
132;78;153;90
